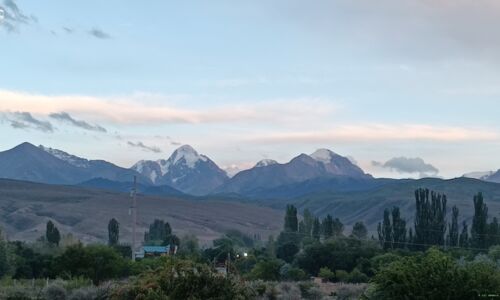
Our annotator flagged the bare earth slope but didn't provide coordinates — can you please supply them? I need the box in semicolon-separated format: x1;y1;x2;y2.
0;179;282;245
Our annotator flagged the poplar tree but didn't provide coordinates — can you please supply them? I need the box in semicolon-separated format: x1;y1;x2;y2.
322;215;334;239
46;221;61;246
108;218;120;246
332;218;344;237
392;207;407;249
352;222;368;239
489;217;499;246
378;209;393;250
414;189;447;249
471;192;488;249
312;217;321;240
303;209;314;236
284;205;298;232
447;206;459;248
459;221;469;248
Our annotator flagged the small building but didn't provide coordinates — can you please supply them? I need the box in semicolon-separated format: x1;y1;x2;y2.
135;245;171;258
135;245;175;259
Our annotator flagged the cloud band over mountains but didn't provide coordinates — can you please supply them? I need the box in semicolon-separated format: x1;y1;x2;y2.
49;112;107;133
4;111;53;132
127;141;162;153
0;89;498;144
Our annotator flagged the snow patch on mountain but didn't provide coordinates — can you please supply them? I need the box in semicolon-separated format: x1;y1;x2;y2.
170;145;208;168
310;149;337;163
255;159;278;168
39;145;91;168
158;159;170;176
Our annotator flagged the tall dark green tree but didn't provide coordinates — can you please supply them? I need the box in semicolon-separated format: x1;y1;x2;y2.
413;189;447;249
284;205;298;232
332;218;344;237
351;222;368;239
144;219;173;245
322;215;334;239
459;221;469;248
312;217;321;240
303;209;314;236
46;221;61;246
298;220;307;235
489;217;500;246
378;209;393;250
0;229;8;277
447;206;459;248
471;192;488;249
391;207;406;249
108;218;120;246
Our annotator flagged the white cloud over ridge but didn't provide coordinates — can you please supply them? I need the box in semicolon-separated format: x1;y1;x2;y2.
0;89;336;125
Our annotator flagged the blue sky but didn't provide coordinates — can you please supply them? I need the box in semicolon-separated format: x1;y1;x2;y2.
1;0;500;178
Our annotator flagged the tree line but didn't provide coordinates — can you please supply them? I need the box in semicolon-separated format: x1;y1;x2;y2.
377;189;500;251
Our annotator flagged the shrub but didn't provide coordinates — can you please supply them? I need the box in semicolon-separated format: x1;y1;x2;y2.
372;248;500;299
318;267;335;281
298;282;323;300
5;288;32;300
335;283;368;300
112;257;251;300
248;259;283;281
275;282;301;300
345;268;369;283
335;270;349;282
44;284;67;300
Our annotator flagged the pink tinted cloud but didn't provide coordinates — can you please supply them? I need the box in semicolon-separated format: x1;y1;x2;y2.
247;124;499;144
0;89;336;125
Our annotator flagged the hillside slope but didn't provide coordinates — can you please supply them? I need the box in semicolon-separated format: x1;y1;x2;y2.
292;177;500;229
0;179;282;245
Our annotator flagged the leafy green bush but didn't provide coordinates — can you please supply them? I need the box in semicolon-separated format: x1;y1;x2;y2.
318;267;335;281
56;244;129;284
248;259;283;281
112;257;251;300
335;270;348;282
345;268;369;283
371;248;500;300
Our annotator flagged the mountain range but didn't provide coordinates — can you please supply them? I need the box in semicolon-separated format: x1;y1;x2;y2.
0;142;499;199
214;149;372;197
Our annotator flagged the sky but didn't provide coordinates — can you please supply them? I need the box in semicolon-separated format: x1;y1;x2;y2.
1;0;500;178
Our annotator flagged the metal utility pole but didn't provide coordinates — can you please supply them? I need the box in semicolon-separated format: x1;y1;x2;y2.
131;176;137;261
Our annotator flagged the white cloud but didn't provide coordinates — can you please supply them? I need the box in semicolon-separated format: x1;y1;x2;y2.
372;157;439;177
245;124;499;143
0;89;336;125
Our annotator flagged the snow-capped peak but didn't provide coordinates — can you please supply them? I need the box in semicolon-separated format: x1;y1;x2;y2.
310;149;337;163
170;145;208;168
255;159;278;168
39;145;90;168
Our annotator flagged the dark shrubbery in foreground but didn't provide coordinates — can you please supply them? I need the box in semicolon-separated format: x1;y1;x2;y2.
112;257;252;300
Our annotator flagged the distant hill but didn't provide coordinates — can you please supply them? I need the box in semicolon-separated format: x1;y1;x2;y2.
484;170;500;183
289;177;500;230
77;178;186;197
0;179;282;245
0;142;150;185
219;176;398;200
